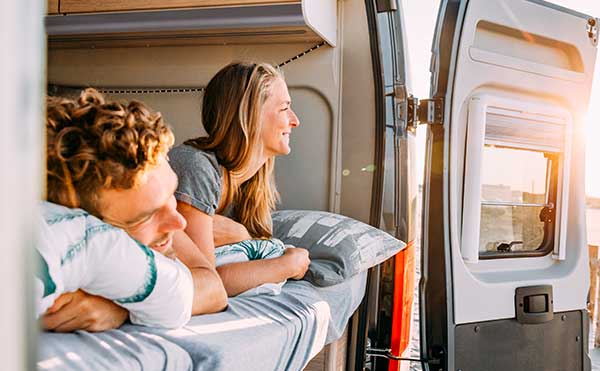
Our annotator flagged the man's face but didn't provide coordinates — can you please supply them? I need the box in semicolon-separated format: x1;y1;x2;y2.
97;155;186;255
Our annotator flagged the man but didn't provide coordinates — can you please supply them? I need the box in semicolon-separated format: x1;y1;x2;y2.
40;88;227;332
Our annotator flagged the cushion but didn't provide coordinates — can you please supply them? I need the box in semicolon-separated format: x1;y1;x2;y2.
272;210;406;286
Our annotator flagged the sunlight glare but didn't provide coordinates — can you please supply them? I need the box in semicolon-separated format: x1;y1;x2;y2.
37;357;64;370
585;95;600;197
166;316;274;338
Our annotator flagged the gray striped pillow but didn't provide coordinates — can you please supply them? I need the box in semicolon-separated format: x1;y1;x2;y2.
272;210;406;286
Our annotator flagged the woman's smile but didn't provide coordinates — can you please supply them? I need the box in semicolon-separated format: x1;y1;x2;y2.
260;77;299;157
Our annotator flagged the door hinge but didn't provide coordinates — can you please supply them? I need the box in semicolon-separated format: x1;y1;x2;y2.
587;18;598;47
407;96;444;129
376;0;398;13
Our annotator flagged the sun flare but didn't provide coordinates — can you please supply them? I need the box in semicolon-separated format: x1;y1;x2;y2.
585;109;600;198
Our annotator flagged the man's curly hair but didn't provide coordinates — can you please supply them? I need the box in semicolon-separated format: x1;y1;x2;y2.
46;88;174;216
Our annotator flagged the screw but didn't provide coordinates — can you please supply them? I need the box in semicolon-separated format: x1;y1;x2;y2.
561;314;567;321
474;326;480;333
576;336;581;342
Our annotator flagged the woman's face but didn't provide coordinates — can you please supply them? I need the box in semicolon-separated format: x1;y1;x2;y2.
259;77;299;158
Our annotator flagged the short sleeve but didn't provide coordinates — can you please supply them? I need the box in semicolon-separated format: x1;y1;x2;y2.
169;145;222;216
82;224;194;329
38;202;194;329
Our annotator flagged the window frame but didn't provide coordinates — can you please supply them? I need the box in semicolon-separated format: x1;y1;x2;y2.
460;93;571;264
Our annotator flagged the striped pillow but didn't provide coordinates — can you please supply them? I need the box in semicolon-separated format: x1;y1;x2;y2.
272;210;406;286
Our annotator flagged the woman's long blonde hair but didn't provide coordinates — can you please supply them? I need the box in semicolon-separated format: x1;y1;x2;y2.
185;62;283;238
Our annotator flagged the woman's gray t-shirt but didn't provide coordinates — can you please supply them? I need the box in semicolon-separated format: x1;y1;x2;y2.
169;144;223;216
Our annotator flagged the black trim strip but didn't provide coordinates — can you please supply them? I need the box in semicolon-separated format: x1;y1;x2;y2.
353;1;387;370
365;0;386;230
420;1;463;369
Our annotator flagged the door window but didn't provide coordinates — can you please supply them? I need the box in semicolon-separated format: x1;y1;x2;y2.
461;94;571;263
479;145;556;258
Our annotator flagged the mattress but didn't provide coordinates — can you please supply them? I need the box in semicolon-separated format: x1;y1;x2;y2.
37;272;367;371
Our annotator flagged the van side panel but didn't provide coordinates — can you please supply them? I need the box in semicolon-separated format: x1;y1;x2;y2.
48;43;343;212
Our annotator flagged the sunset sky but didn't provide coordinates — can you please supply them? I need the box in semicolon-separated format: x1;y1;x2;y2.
403;0;600;197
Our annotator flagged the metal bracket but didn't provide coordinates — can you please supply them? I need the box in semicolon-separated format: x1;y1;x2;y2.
588;18;598;47
407;96;444;129
375;0;398;13
365;347;426;365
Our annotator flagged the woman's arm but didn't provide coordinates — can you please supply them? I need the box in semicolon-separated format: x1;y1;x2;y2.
176;201;217;265
177;200;310;297
217;247;310;296
213;214;252;247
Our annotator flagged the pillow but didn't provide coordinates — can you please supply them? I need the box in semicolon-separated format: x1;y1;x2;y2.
272;210;406;286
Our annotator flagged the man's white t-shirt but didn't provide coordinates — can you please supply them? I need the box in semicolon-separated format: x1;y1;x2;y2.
35;201;194;329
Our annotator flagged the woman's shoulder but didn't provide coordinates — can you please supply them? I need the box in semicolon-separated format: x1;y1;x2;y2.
169;143;223;213
169;144;220;173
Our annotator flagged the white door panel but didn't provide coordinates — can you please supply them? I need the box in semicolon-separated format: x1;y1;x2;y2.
448;0;597;324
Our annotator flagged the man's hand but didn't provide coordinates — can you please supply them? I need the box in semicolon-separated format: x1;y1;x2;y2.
281;247;310;280
41;290;128;332
213;215;252;247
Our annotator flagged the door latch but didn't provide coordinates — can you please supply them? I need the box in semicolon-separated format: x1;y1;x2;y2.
515;285;554;324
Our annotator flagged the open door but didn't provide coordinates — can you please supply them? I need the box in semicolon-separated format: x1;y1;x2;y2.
353;1;420;371
421;0;598;370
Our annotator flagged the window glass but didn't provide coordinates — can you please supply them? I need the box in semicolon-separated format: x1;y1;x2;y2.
479;145;552;255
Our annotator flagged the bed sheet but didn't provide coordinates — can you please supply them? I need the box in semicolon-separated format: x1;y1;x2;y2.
37;272;367;371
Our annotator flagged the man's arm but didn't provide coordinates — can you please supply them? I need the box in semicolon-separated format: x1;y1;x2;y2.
173;229;227;314
43;234;227;332
41;291;128;332
177;201;217;262
189;262;228;314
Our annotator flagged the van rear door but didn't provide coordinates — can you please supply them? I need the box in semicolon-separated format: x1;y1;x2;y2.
421;0;598;369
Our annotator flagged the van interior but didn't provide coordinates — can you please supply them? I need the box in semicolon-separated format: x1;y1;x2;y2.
43;1;412;370
1;0;598;370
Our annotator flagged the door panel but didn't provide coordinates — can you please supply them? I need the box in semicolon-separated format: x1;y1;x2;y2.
454;310;587;370
449;0;595;326
360;1;419;371
422;0;597;369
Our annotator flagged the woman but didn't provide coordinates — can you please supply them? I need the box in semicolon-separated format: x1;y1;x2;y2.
169;62;310;296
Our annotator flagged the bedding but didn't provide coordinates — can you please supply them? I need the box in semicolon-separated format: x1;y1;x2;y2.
37;271;367;371
38;327;193;371
272;210;406;286
37;210;398;370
